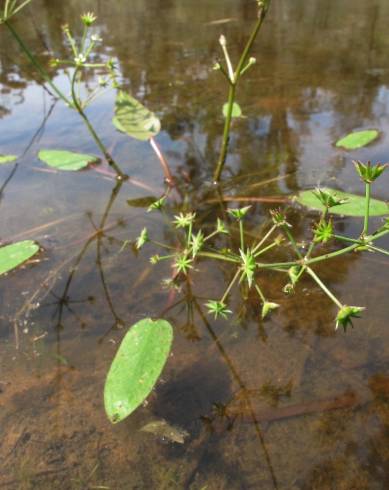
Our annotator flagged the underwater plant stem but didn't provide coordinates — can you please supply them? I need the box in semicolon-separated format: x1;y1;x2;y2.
149;137;174;186
70;67;126;179
362;182;371;237
306;267;342;308
214;82;236;183
5;20;70;104
221;269;241;303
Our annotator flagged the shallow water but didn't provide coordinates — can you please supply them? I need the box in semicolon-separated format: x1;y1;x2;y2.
0;0;389;488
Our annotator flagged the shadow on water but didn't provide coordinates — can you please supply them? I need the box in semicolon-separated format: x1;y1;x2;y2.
0;0;389;488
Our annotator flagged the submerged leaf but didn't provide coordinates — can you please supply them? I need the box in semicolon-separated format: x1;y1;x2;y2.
127;196;158;208
140;419;189;444
0;154;17;164
296;188;389;217
104;318;173;424
113;91;161;141
335;130;379;150
38;150;99;171
222;102;242;118
0;240;39;275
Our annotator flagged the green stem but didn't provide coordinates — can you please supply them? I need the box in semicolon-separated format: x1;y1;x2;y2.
366;244;389;257
257;243;358;270
362;182;371;237
150;240;175;250
198;251;239;263
306;267;342;308
253;240;278;258
6;20;126;179
221;269;241;303
213;82;236;183
335;228;389;245
333;234;362;245
252;224;276;254
233;1;272;81
283;225;303;259
370;228;389;241
5;19;71;104
213;2;271;183
239;220;244;250
70;67;126;179
187;221;193;248
254;283;266;303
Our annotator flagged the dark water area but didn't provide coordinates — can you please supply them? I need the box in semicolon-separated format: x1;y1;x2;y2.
0;0;389;488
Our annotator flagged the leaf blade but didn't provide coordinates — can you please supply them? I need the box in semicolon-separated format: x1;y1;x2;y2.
335;130;379;150
0;155;17;164
113;91;161;141
296;187;389;216
38;150;99;171
222;102;242;118
104;318;173;423
0;240;39;275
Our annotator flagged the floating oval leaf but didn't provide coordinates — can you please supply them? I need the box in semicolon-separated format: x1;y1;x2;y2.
296;187;389;216
222;102;242;118
38;150;99;171
0;240;39;275
104;318;173;424
335;130;379;150
113;91;161;141
0;154;17;164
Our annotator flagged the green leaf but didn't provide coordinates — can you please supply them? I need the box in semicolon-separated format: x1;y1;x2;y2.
104;318;173;424
0;240;39;275
222;102;242;118
113;91;161;141
296;187;389;216
335;130;379;150
38;150;99;171
0;154;17;164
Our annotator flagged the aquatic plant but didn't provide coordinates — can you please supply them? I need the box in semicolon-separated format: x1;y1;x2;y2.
2;0;389;426
0;0;173;183
213;0;272;182
141;161;389;333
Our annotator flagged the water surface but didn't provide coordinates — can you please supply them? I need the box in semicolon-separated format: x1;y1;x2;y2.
0;0;389;488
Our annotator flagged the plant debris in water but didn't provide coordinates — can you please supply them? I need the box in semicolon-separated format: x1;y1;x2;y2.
140;419;190;444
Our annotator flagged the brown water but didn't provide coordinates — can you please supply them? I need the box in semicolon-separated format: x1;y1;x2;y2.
1;0;389;488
